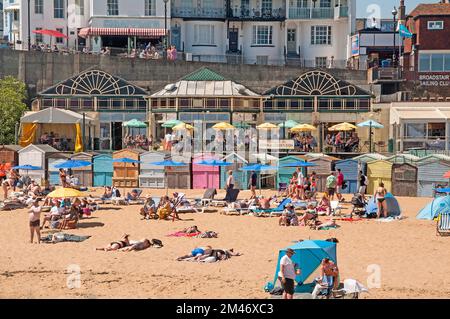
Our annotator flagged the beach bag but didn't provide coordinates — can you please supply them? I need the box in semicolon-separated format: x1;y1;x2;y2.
151;239;163;247
342;181;348;190
269;287;284;295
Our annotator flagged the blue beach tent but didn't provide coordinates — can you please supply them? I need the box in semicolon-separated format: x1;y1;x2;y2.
365;193;401;217
417;195;450;220
272;240;337;292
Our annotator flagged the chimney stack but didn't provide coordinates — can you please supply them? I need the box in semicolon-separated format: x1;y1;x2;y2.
399;0;406;21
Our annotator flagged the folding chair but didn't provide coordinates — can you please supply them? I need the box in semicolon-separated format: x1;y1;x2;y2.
330;200;343;216
437;211;450;236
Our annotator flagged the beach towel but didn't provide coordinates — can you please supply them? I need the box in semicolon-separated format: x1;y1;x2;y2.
167;231;201;237
41;233;91;243
318;225;340;230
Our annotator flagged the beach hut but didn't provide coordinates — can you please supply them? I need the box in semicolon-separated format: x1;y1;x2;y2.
70;152;97;187
367;160;393;194
192;153;220;189
220;152;249;190
167;155;191;189
277;155;307;187
0;145;22;166
112;148;144;188
334;159;359;194
48;153;71;185
353;153;387;175
307;155;339;192
386;154;420;164
139;151;166;188
416;155;450;197
391;163;418;197
93;154;113;187
18;144;59;185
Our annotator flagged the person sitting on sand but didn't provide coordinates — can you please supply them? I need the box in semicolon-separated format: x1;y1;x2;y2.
298;203;317;226
157;196;172;220
96;234;131;251
26;180;42;197
41;200;63;229
316;193;331;216
140;195;157;220
126;189;140;201
59;199;81;230
101;186;113;202
279;204;298;226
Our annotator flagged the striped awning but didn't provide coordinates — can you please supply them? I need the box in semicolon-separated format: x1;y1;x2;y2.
78;27;166;38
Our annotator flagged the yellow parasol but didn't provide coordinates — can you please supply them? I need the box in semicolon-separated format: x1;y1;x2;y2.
256;122;278;130
47;187;85;198
212;122;235;130
172;123;194;131
328;122;357;131
290;124;317;133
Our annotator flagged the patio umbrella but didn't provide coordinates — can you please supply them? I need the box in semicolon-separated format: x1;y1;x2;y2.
257;123;278;130
32;29;68;47
54;160;92;169
172;123;194;131
240;164;278;195
290;124;317;133
12;165;41;181
149;160;188;195
196;160;233;189
212;122;235;130
328;122;357;131
161;120;183;128
123;119;147;128
357;120;384;153
47;187;85;198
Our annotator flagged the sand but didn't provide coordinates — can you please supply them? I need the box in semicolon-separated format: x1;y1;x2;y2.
0;189;449;299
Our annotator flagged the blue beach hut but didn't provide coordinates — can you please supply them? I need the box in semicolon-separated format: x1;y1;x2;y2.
334;159;358;194
93;154;113;187
277;155;306;187
220;152;248;190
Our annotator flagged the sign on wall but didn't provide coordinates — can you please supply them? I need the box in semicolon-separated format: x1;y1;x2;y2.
351;35;360;57
259;140;295;150
419;74;450;87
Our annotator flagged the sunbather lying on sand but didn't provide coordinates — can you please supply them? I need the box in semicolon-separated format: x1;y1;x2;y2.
119;239;152;252
177;246;242;262
96;234;130;251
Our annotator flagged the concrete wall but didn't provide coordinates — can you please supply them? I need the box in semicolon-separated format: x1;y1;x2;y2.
0;49;370;98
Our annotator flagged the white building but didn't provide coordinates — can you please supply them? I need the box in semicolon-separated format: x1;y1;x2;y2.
2;0;87;50
79;0;170;53
0;1;4;39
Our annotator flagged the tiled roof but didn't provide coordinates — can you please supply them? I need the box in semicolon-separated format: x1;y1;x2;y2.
182;68;226;81
408;3;450;17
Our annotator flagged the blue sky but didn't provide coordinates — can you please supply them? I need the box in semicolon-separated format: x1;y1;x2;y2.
356;0;437;18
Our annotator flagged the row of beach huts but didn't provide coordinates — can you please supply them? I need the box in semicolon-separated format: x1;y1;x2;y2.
1;144;449;198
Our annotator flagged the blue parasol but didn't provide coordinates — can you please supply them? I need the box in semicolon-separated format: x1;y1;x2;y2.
113;158;142;164
12;165;41;170
279;161;318;168
54;160;92;169
357;120;384;152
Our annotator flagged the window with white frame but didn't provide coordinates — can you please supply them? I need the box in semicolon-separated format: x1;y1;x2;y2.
194;25;215;45
35;27;43;43
56;28;64;43
145;0;156;16
75;0;84;15
54;0;65;18
419;53;450;72
261;0;273;13
428;21;444;30
107;0;119;16
252;25;273;45
311;26;332;45
35;0;43;14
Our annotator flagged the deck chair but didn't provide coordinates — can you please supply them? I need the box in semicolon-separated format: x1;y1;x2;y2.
437;211;450;236
127;189;144;205
191;188;217;207
330;200;343;216
211;189;240;207
252;198;292;217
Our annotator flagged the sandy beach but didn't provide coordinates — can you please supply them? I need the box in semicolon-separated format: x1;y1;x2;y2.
0;189;449;299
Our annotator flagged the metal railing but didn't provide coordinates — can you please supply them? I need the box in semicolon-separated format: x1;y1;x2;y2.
289;7;334;19
228;7;286;20
172;6;226;19
368;66;403;83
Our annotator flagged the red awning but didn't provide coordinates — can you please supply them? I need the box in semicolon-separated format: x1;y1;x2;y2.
78;27;166;38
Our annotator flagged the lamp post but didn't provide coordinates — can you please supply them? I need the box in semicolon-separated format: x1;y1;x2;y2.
392;7;398;67
27;0;31;50
163;0;169;60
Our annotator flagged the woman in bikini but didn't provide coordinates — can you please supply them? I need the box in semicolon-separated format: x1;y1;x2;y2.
59;169;68;188
96;234;130;251
374;182;388;218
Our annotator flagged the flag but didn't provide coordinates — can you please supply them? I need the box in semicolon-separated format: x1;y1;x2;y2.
398;24;413;38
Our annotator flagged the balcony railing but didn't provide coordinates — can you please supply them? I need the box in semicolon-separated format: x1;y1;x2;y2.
172;6;226;19
228;7;286;20
368;66;403;83
289;7;334;19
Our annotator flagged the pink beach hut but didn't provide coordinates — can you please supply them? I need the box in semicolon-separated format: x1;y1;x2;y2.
192;153;220;189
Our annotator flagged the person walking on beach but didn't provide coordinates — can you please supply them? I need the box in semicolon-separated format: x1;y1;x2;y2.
326;171;337;201
249;170;257;199
359;170;368;201
226;170;235;191
336;169;344;203
29;199;42;244
375;182;388;218
278;248;299;299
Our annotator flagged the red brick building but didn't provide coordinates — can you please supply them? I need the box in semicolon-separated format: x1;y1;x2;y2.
403;2;450;90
